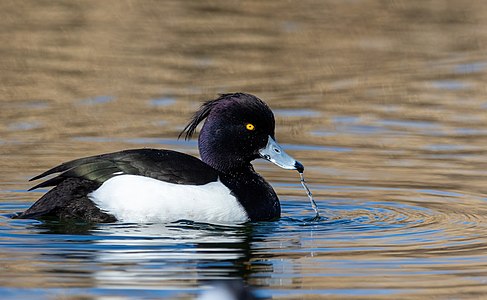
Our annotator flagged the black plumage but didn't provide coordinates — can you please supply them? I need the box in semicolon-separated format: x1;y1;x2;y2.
18;149;219;221
29;149;218;190
17;92;301;223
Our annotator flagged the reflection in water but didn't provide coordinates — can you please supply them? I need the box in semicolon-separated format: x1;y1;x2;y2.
8;220;257;298
1;0;487;299
90;223;253;291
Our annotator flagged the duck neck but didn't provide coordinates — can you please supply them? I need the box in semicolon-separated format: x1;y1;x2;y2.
218;164;280;221
199;137;281;221
200;151;250;174
198;131;250;174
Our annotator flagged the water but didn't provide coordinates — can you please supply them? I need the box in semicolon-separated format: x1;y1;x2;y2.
299;172;320;219
1;1;487;299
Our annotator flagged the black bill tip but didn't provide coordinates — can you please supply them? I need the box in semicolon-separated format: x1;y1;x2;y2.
294;161;304;173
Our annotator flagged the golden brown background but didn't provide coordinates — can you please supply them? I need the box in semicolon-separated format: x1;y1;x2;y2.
1;1;487;299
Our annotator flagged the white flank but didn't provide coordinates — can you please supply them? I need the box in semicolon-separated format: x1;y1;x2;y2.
89;175;249;224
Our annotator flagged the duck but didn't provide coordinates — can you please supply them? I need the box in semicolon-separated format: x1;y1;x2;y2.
17;93;304;224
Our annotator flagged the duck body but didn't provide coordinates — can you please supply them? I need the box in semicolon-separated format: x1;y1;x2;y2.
18;93;301;224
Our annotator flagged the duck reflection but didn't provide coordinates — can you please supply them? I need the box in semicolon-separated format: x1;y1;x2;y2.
30;220;269;295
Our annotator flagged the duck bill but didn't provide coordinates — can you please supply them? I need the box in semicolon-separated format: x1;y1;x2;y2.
259;136;304;173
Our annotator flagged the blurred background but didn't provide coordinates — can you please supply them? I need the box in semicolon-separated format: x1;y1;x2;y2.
1;1;487;299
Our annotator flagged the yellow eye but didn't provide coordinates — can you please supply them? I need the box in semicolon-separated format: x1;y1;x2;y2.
246;123;255;131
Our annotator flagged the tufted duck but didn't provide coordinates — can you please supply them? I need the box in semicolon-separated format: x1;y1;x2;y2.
17;93;304;223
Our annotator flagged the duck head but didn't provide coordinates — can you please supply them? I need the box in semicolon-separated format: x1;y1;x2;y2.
180;93;304;173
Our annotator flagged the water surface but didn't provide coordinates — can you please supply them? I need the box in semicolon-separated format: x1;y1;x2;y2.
1;1;487;299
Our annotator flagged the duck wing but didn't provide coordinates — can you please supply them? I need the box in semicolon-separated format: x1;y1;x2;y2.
29;148;219;191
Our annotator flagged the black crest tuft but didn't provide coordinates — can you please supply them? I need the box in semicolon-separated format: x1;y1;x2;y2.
178;93;244;140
